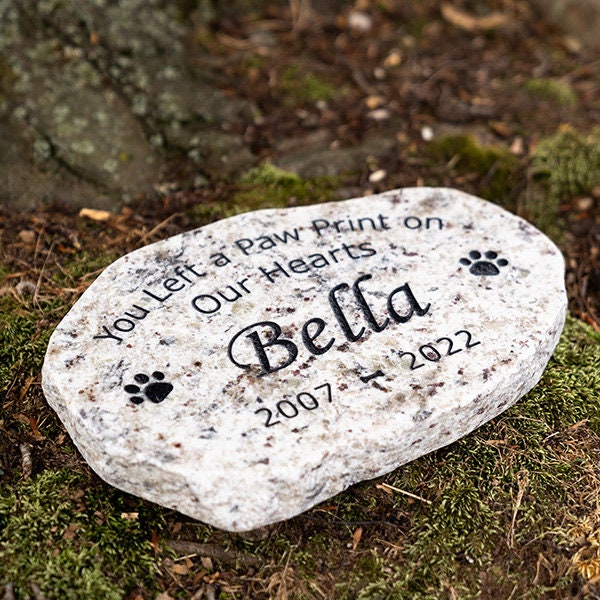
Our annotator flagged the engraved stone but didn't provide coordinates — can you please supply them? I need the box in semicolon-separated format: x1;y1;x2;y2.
42;187;567;531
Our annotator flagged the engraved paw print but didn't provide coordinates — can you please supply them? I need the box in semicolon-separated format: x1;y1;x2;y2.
125;371;173;405
460;250;508;276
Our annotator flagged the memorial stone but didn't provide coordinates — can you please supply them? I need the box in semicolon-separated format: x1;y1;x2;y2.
42;187;567;531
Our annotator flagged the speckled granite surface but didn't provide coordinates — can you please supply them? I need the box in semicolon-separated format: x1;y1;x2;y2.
42;187;567;531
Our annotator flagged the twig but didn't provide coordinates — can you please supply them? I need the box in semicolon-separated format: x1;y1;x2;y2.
138;213;182;245
376;482;432;505
508;470;529;549
166;540;261;568
18;375;35;403
33;240;56;307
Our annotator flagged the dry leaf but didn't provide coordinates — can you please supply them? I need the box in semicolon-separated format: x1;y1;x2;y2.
590;572;600;584
20;443;32;479
170;563;190;575
121;512;139;521
383;50;402;68
171;522;183;535
63;523;78;540
441;4;509;32
71;489;85;501
365;95;385;109
151;530;160;553
18;230;36;244
352;526;363;550
79;208;112;221
29;416;45;440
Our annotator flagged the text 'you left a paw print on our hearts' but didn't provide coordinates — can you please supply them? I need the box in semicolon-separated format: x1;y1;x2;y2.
125;371;173;405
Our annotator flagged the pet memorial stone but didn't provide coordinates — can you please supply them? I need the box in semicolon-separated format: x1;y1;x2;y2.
42;187;567;531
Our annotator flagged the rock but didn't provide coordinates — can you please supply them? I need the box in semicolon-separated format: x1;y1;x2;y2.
42;187;567;531
274;129;397;178
0;0;257;210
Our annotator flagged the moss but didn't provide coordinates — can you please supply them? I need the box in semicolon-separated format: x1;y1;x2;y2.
240;163;301;186
338;551;391;600
526;127;600;241
528;323;600;425
188;167;340;226
0;244;122;399
278;65;338;106
295;532;339;575
233;168;340;213
53;249;120;286
425;134;522;206
525;78;578;107
531;128;600;200
0;469;165;599
0;299;56;396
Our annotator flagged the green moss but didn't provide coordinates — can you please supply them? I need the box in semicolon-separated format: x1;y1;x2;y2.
240;163;301;186
0;469;165;599
53;250;120;287
0;245;121;398
425;134;522;206
278;65;338;106
531;128;600;200
338;551;391;600
295;532;339;575
525;78;578;107
188;168;340;226
525;314;600;431
526;128;600;241
234;168;340;213
0;300;56;395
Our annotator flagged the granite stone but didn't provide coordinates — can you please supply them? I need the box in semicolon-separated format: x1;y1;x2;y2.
42;187;567;531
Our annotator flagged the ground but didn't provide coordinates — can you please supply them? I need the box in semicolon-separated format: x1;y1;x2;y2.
1;1;600;599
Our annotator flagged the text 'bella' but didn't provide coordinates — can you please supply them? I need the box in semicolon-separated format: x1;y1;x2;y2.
227;274;431;376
